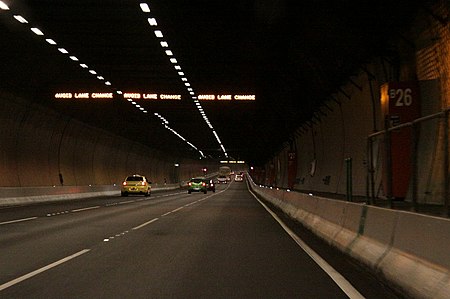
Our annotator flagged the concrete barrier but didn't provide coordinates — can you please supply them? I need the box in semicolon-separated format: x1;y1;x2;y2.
248;178;450;299
0;183;182;207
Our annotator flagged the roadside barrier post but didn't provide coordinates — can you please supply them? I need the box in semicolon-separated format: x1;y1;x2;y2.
346;157;353;202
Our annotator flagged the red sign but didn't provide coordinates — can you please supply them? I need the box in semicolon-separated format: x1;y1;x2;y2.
381;82;420;199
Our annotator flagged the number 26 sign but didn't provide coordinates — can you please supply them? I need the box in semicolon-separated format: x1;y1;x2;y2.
382;82;420;123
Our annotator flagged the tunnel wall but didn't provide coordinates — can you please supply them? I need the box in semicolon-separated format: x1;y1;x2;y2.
266;2;449;204
0;91;213;192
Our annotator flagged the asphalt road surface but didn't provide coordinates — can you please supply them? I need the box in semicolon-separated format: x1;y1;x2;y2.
0;180;403;298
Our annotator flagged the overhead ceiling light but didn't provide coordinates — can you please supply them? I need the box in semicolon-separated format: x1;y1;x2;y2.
165;50;173;56
45;38;57;45
147;18;157;26
89;70;97;74
117;91;123;94
160;41;168;47
170;58;177;63
190;92;195;95
13;15;28;23
80;64;88;68
69;56;78;61
140;3;150;13
174;65;181;70
58;48;68;54
178;72;184;76
154;30;163;38
185;83;190;86
0;1;9;10
31;28;44;35
105;81;111;85
97;76;104;80
181;78;187;81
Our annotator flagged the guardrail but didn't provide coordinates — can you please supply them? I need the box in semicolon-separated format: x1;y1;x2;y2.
367;108;450;216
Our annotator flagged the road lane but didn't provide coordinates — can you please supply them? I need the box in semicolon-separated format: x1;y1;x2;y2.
0;181;402;298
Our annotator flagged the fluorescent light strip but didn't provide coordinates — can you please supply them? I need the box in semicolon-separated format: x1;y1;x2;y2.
31;27;44;35
46;39;57;45
137;3;227;158
140;3;151;13
0;1;9;10
156;113;205;158
14;15;28;23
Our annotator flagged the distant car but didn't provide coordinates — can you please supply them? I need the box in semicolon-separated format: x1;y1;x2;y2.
121;174;151;196
188;177;207;194
206;179;216;192
217;175;227;184
235;174;244;182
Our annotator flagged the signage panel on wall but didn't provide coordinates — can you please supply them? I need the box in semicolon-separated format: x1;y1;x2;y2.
380;81;420;199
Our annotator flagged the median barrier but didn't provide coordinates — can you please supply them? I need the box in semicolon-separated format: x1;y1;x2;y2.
0;183;182;207
333;203;363;251
310;197;346;244
247;178;450;299
347;206;398;269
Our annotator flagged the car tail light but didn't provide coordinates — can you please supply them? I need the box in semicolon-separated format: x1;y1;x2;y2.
202;182;206;187
122;182;127;186
140;181;146;186
188;182;192;186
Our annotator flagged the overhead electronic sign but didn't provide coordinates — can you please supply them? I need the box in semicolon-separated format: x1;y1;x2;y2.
54;92;181;100
197;94;255;101
54;92;255;101
54;92;114;99
122;93;181;100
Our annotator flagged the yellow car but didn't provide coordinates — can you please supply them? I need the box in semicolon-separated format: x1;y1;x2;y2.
121;174;151;196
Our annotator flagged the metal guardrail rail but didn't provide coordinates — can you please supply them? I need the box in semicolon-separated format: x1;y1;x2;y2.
367;107;450;216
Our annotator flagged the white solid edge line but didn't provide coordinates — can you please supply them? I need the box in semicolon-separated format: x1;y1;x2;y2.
0;217;38;225
132;218;159;230
249;190;366;299
0;249;90;291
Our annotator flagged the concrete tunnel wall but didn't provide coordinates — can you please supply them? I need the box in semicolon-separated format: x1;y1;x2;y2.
267;3;450;204
0;91;214;191
270;66;443;202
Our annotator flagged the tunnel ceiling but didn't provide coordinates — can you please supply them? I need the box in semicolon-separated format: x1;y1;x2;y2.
0;0;425;165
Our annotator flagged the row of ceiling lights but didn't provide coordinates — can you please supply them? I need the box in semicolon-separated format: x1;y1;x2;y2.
0;1;206;158
1;5;113;89
139;2;229;158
